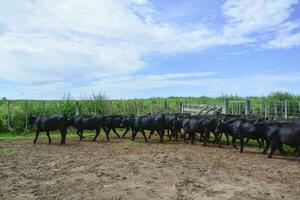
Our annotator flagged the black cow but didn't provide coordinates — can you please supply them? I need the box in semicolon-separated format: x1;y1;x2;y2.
93;115;126;141
215;118;260;152
149;113;177;140
255;122;300;158
132;114;165;143
68;115;105;141
28;114;68;144
120;114;135;138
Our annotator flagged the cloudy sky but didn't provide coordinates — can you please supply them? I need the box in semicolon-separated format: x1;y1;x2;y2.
1;0;300;99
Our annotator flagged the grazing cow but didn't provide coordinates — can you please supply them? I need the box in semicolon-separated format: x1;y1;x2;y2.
28;114;68;144
132;114;165;143
255;122;300;158
68;115;105;141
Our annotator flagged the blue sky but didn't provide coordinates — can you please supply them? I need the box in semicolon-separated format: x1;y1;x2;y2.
1;0;300;99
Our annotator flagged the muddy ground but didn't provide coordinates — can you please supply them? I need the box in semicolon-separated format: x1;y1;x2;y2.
0;134;300;200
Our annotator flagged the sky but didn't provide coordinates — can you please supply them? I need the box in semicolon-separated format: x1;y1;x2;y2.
1;0;300;99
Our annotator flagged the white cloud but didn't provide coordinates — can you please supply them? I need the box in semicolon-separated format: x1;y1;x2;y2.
66;72;300;98
0;0;300;97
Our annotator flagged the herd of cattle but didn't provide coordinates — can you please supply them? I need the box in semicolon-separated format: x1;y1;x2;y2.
27;112;300;159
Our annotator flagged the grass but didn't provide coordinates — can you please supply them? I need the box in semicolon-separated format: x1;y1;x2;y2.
0;147;25;156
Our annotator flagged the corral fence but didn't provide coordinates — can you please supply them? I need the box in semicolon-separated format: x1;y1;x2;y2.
182;99;300;119
1;98;300;132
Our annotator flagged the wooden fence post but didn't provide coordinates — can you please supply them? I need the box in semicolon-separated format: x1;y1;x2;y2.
7;100;11;130
94;100;97;114
136;99;140;116
264;100;268;118
274;102;278;119
109;101;112;115
25;101;28;132
222;98;228;114
75;100;80;116
123;100;126;115
179;102;184;114
151;103;154;115
284;100;288;119
164;100;167;113
245;100;250;115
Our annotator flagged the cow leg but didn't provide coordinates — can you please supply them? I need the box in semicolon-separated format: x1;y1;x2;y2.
295;146;300;157
232;137;238;149
278;144;287;156
268;141;277;159
105;128;110;142
240;137;244;153
148;130;154;140
122;127;129;138
203;132;210;146
262;141;270;154
112;128;121;138
80;130;85;140
190;132;195;145
258;139;265;148
245;138;250;144
60;129;67;144
141;130;148;143
167;129;170;137
168;131;174;141
46;131;51;144
93;129;100;142
76;130;81;139
217;133;222;148
159;129;165;143
132;130;138;141
33;130;40;143
225;133;230;145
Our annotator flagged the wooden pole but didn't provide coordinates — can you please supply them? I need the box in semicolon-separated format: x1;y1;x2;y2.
274;102;278;120
179;102;184;114
75;100;80;116
164;100;167;113
7;100;11;130
25;101;28;132
245;100;250;115
284;100;288;119
222;98;228;114
264;100;268;119
136;99;140;116
109;101;112;115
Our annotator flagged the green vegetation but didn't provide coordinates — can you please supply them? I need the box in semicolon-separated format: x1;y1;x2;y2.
0;147;25;156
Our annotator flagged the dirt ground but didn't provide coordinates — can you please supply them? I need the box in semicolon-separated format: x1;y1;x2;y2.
0;134;300;200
